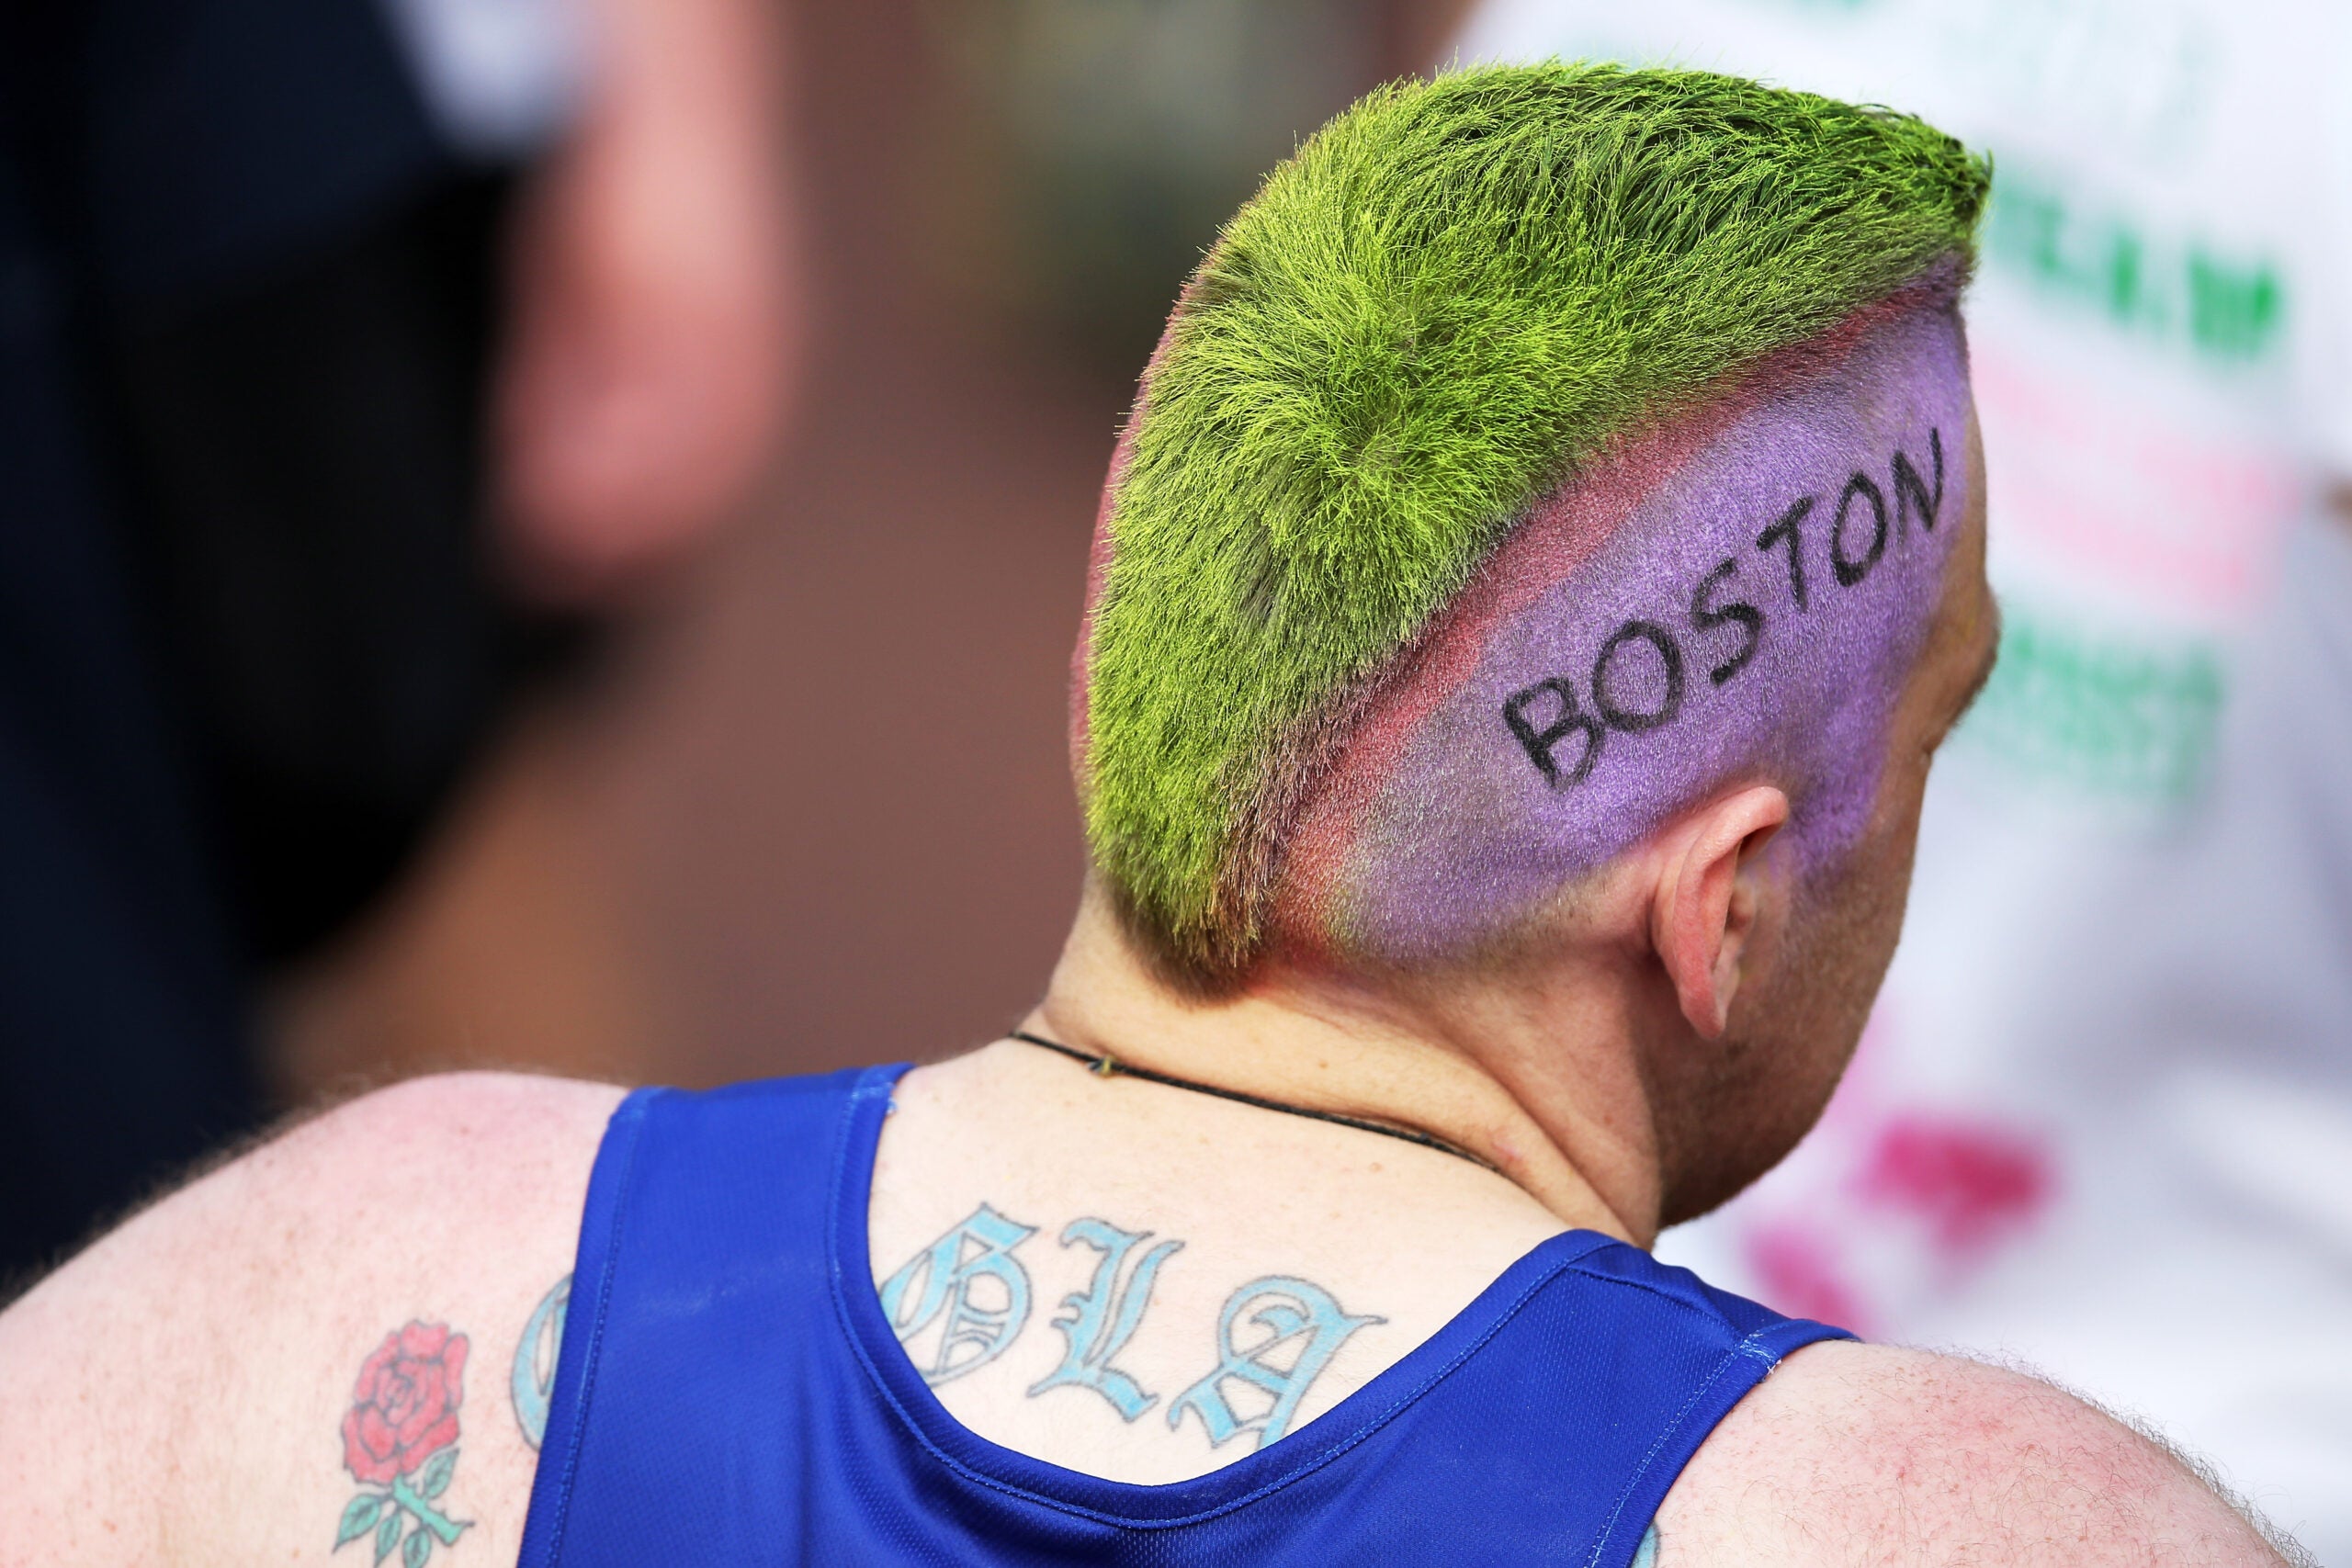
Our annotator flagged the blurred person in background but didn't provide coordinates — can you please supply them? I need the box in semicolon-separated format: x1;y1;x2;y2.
1455;0;2352;1551
0;0;797;1284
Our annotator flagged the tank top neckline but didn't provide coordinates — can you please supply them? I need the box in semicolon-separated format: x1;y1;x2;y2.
826;1061;1629;1529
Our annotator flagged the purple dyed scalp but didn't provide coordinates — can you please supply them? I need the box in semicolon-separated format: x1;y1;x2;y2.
1273;300;1974;966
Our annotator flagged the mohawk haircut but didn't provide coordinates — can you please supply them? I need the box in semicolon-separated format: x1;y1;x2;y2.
1078;62;1990;983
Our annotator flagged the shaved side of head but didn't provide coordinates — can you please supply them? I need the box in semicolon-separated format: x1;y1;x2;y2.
1278;290;1972;966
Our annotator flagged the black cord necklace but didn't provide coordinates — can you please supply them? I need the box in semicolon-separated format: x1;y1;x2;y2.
1010;1030;1500;1175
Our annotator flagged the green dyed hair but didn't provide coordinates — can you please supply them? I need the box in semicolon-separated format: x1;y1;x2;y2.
1080;62;1989;980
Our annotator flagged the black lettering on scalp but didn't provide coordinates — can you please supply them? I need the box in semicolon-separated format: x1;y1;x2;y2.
1592;620;1686;734
1755;496;1815;611
1892;426;1945;538
1830;472;1889;588
1503;677;1605;787
1689;558;1764;687
1506;433;1949;795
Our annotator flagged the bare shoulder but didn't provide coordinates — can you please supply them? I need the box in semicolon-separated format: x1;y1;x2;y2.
1654;1340;2305;1566
0;1072;625;1568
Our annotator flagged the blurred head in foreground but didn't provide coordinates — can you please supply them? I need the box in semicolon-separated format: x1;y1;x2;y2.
1068;64;1996;1223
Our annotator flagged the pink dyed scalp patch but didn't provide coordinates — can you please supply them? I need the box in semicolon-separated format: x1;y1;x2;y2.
1278;302;1974;965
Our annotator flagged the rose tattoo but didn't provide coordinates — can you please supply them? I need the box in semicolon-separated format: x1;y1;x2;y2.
334;1322;473;1567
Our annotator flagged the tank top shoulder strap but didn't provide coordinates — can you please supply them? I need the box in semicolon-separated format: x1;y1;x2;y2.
517;1064;903;1568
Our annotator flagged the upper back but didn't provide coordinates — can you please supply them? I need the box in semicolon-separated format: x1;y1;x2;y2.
519;1051;1847;1565
865;1042;1580;1485
0;1066;2297;1566
0;1072;623;1568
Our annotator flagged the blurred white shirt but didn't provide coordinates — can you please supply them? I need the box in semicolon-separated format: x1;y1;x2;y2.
1454;0;2352;1554
373;0;586;158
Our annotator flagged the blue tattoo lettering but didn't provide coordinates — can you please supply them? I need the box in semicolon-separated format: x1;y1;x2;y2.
879;1204;1036;1384
1168;1276;1382;1450
510;1275;571;1450
1026;1218;1184;1420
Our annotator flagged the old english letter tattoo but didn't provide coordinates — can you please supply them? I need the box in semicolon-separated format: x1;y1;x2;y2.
1026;1218;1185;1420
881;1204;1037;1384
1169;1277;1382;1450
334;1321;474;1567
511;1275;571;1451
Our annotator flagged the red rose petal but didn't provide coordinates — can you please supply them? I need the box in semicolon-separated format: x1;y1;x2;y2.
354;1335;398;1403
343;1407;397;1485
393;1391;442;1449
403;1415;460;1475
442;1334;469;1399
357;1405;399;1458
401;1322;446;1359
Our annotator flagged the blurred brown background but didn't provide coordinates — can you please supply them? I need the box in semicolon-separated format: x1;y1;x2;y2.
275;0;1476;1095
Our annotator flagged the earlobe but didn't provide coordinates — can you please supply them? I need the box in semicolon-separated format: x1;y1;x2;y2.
1651;787;1789;1039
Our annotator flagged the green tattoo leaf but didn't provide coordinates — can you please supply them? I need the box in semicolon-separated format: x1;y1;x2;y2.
373;1512;401;1565
403;1524;434;1568
334;1494;384;1549
416;1446;458;1500
389;1470;469;1546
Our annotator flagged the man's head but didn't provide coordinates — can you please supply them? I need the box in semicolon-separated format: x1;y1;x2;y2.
1069;64;1996;1214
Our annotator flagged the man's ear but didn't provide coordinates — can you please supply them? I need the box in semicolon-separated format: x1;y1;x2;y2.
1648;786;1790;1038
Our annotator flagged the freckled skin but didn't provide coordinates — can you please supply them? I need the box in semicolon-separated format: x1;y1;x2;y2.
1288;305;1973;966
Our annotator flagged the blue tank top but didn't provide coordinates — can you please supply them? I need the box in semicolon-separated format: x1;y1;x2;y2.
516;1066;1851;1566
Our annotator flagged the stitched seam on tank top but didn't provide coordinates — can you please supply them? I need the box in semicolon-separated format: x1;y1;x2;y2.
834;1204;1600;1530
535;1092;653;1568
1560;1265;1814;1371
1562;1263;1754;1331
1578;1320;1790;1568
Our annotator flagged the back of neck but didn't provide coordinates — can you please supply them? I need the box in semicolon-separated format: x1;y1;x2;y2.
866;1037;1576;1483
